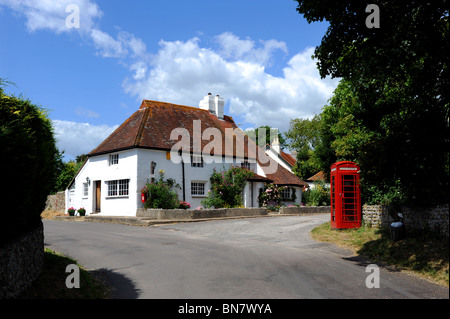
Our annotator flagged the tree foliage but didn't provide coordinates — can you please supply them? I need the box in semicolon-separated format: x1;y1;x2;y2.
245;125;287;149
294;0;449;205
52;153;87;193
1;81;59;243
302;180;330;207
285;115;322;179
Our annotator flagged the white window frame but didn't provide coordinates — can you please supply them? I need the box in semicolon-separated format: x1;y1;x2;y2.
280;187;291;200
191;181;206;196
191;154;204;168
106;179;129;197
83;182;88;198
109;154;119;166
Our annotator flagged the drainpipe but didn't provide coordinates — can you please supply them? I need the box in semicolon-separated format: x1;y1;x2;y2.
179;150;186;201
250;181;254;208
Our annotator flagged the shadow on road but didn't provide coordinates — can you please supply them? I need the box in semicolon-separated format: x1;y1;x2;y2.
90;268;141;299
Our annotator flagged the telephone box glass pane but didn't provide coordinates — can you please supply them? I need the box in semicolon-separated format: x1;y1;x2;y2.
331;175;335;220
342;174;356;221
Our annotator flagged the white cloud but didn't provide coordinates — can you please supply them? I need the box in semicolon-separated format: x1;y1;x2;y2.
0;0;148;61
0;0;102;34
215;32;288;66
2;0;339;139
90;28;127;58
52;120;118;159
122;35;339;133
90;29;149;59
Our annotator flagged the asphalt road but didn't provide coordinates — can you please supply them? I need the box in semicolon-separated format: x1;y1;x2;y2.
43;215;448;299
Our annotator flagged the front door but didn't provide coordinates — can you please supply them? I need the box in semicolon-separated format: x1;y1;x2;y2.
95;181;101;212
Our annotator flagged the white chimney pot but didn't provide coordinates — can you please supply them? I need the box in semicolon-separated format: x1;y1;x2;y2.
199;93;224;119
214;95;224;119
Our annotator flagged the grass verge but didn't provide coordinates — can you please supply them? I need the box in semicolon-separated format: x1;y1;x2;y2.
311;222;449;287
18;248;111;299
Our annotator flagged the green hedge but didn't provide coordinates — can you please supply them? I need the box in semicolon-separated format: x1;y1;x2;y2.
1;82;59;245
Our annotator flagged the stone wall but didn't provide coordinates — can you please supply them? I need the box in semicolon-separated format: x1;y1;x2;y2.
137;207;267;220
362;204;449;237
0;221;44;299
279;206;330;215
44;191;65;213
362;205;393;228
136;206;330;220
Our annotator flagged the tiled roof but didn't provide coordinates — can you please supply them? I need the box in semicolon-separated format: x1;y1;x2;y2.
89;100;256;158
279;151;296;167
261;160;308;187
265;144;297;168
247;174;273;183
306;171;327;181
89;99;307;187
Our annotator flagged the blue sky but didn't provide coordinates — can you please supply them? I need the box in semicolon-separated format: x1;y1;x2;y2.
0;0;338;160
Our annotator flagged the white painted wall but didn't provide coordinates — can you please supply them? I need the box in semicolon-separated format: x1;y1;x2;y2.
281;187;303;206
242;181;267;208
66;147;303;216
66;149;138;216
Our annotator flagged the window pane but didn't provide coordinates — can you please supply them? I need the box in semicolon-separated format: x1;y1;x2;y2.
191;182;205;195
281;187;291;199
108;181;117;196
109;154;119;165
118;179;129;196
191;155;203;167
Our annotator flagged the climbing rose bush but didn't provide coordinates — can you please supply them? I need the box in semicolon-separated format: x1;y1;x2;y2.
202;166;255;208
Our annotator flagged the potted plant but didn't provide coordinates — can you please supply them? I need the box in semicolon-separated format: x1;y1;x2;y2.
77;207;86;216
179;201;191;210
67;207;75;216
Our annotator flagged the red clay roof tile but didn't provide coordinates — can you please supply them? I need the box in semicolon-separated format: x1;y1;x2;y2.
279;151;296;167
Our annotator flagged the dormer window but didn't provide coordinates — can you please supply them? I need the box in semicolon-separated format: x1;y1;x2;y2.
109;154;119;166
191;154;204;168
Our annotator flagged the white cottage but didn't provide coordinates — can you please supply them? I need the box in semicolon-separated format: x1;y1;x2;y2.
65;94;308;216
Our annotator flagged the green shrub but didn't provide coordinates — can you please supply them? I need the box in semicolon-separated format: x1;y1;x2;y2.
141;170;181;209
1;81;59;244
361;179;405;206
202;166;255;208
303;180;330;206
258;183;285;207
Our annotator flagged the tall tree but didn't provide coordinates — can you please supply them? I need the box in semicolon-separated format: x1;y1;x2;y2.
285;115;322;179
295;0;449;205
245;125;287;149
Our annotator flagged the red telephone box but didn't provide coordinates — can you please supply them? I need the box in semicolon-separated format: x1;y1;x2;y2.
330;161;361;229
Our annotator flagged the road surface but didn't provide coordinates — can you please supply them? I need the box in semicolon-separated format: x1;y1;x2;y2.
43;215;448;299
